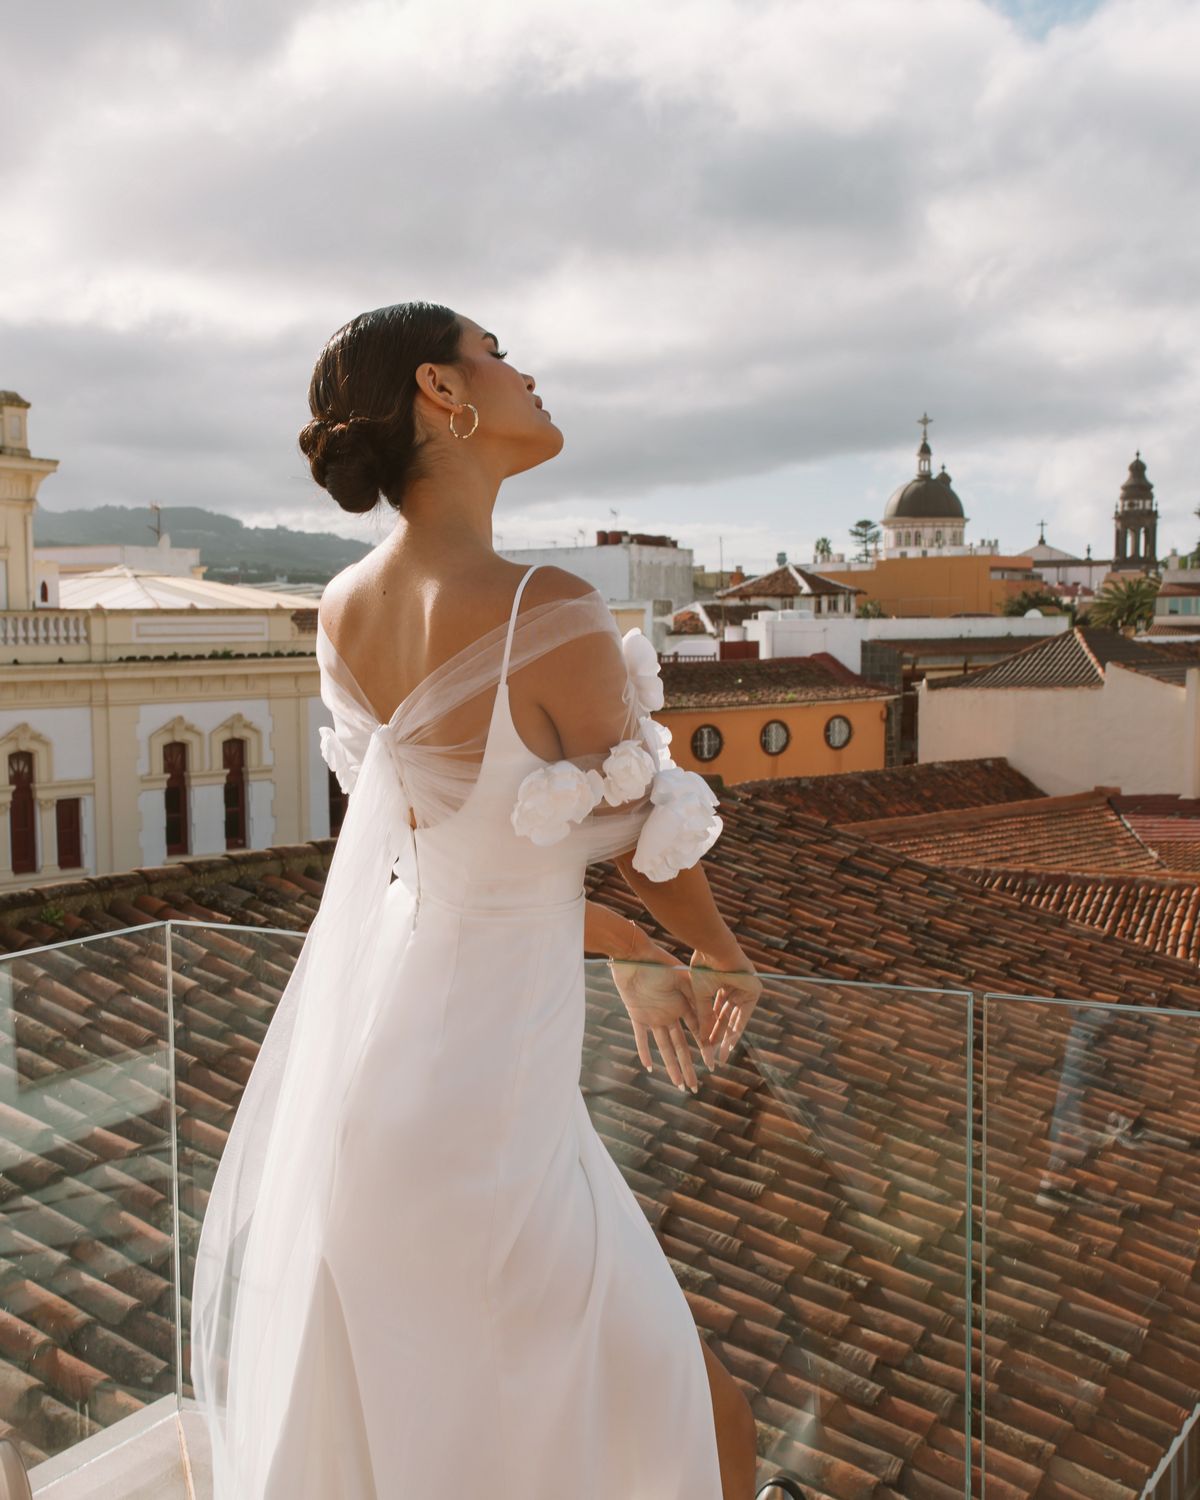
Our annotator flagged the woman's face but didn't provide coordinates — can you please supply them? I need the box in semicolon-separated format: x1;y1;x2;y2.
445;314;564;474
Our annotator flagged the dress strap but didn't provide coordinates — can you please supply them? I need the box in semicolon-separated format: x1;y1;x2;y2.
499;565;540;687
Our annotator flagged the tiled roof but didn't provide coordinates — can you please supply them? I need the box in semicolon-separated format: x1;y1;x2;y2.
737;757;1045;825
4;814;1200;1490
930;627;1193;691
972;868;1200;965
863;635;1064;658
716;563;863;601
670;601;762;637
847;791;1163;874
1112;795;1200;874
661;655;892;709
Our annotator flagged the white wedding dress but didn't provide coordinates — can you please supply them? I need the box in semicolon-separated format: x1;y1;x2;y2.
189;563;726;1498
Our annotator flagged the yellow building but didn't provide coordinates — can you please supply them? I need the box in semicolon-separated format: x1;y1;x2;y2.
658;657;894;785
819;551;1039;618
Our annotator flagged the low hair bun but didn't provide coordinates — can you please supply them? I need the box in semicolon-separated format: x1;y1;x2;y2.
299;301;464;517
298;414;386;515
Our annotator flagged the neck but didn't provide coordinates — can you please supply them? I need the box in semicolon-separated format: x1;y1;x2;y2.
390;453;502;556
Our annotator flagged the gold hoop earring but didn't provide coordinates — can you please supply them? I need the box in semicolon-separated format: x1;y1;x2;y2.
448;403;479;439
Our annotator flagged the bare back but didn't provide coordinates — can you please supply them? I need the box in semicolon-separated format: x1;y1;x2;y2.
318;549;591;762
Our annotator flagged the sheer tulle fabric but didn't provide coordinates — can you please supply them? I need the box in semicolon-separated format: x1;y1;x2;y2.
188;585;717;1496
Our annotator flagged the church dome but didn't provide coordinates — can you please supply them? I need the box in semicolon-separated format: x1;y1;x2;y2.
884;463;965;520
884;422;966;521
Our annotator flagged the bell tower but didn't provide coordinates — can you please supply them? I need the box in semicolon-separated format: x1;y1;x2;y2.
1112;450;1159;573
0;391;59;609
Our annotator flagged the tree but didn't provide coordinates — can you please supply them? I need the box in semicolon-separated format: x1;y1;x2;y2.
857;599;888;619
1085;574;1160;633
1002;589;1065;618
848;519;881;563
813;536;834;564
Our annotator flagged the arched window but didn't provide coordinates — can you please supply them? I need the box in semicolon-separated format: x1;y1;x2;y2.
903;531;911;547
690;724;723;763
223;737;247;849
163;741;190;855
8;750;36;874
39;580;49;603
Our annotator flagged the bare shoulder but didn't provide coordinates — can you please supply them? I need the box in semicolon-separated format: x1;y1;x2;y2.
521;564;601;606
316;558;363;632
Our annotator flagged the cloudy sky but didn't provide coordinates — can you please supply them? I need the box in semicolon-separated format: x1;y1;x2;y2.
3;0;1197;575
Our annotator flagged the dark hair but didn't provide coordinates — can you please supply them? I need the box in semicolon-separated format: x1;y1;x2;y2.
298;301;464;515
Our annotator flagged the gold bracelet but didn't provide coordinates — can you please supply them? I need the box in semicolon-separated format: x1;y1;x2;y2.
608;917;640;964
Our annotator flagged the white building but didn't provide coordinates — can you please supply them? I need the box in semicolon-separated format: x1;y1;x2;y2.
498;530;693;648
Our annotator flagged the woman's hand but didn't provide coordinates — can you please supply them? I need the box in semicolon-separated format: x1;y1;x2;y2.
690;937;762;1065
609;930;717;1093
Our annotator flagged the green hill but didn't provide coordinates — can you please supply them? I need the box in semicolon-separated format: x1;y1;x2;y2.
34;505;371;585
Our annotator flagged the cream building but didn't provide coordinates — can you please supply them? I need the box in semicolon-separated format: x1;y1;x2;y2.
918;626;1200;796
0;390;342;891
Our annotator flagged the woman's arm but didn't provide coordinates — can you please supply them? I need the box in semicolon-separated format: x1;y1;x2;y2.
611;852;746;967
584;899;657;960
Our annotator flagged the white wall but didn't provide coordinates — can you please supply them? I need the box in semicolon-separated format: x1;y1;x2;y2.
499;545;631;600
498;542;695;611
919;662;1196;795
0;706;94;779
745;611;1069;673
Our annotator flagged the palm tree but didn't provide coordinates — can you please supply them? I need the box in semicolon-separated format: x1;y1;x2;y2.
1085;575;1160;633
813;536;834;564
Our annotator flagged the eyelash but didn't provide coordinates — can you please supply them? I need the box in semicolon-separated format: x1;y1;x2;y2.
491;348;508;359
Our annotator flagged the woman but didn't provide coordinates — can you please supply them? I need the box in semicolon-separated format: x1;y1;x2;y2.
189;301;779;1499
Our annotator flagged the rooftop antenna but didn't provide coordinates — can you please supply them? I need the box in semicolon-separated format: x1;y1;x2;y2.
147;502;163;542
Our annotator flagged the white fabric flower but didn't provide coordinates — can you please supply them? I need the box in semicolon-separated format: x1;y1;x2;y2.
319;725;359;796
511;761;606;846
637;714;675;771
599;738;657;806
631;767;723;882
621;628;665;713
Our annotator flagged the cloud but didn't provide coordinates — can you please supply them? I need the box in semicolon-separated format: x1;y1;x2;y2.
2;0;1197;572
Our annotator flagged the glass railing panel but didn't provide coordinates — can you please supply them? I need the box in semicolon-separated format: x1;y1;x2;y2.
582;960;976;1498
0;924;174;1471
980;992;1200;1499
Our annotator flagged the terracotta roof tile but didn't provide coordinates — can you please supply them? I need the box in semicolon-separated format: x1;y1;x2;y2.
661;655;893;709
972;869;1200;965
930;627;1193;692
849;791;1162;873
737;758;1044;824
716;562;864;601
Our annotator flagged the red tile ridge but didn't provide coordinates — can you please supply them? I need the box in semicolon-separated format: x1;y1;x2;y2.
844;788;1122;838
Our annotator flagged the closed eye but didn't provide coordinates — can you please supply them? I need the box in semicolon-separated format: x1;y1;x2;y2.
491;348;508;359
